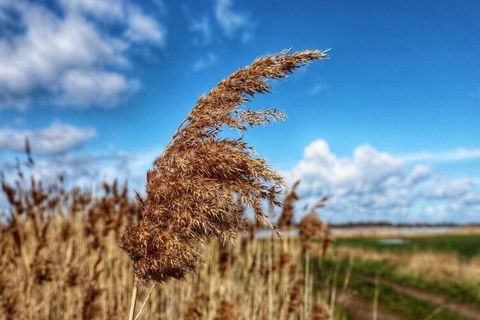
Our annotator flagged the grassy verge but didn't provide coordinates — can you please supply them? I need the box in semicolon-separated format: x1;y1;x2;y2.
333;257;480;306
335;234;480;259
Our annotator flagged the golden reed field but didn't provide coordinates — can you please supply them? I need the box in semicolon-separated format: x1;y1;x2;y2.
0;178;334;319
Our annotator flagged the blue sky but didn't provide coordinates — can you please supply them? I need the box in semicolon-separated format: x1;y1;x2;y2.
0;0;479;222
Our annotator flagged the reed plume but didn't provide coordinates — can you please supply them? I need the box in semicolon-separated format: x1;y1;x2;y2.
311;300;332;320
321;226;333;258
214;299;238;320
119;49;328;285
287;279;303;316
277;180;301;229
299;196;328;256
182;294;206;320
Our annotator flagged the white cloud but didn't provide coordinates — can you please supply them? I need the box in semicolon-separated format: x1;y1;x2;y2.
289;140;405;195
0;121;96;154
402;148;480;163
192;52;218;72
215;0;254;42
286;139;480;222
59;0;165;43
426;179;473;200
58;0;125;19
0;0;165;109
126;7;166;43
57;69;139;107
190;16;212;46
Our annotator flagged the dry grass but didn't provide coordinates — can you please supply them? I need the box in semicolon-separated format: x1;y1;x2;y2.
0;207;334;319
0;162;336;319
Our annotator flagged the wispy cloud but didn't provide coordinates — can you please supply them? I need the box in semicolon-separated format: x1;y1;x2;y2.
0;121;96;154
402;148;480;163
190;16;212;46
215;0;254;42
0;0;165;110
309;83;329;95
192;52;218;72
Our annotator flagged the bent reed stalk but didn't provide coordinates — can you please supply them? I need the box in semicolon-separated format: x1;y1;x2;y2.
119;49;328;319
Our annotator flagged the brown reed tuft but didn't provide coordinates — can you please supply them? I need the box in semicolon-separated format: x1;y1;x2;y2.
218;242;235;277
182;294;207;320
119;49;328;284
277;252;293;270
321;225;334;258
299;196;328;256
82;255;104;320
287;279;303;316
214;299;238;320
277;180;301;229
0;263;20;320
311;300;332;320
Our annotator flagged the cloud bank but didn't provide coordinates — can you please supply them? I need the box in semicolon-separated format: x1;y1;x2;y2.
286;139;480;222
2;133;479;222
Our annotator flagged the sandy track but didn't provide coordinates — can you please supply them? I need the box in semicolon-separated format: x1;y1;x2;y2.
336;292;401;320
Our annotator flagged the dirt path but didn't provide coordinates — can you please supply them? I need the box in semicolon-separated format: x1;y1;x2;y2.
336;293;401;320
357;274;480;320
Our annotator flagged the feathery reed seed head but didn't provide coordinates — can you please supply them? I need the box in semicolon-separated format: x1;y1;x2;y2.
120;49;328;283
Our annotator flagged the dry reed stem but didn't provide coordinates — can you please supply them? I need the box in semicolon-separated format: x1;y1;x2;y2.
127;279;138;320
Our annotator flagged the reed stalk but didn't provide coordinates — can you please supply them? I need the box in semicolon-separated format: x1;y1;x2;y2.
127;279;138;320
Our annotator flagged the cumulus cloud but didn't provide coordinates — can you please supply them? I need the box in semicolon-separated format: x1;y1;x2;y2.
0;122;96;154
289;140;406;195
425;179;473;200
286;139;480;222
57;69;139;107
215;0;254;42
0;0;165;109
